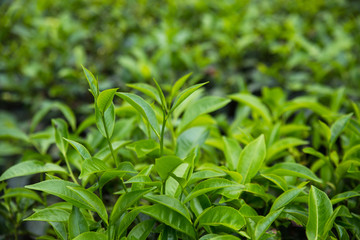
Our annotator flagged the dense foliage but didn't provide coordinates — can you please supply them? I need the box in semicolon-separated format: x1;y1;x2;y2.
1;0;360;239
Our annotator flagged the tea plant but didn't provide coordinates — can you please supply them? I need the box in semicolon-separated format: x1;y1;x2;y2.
1;68;359;239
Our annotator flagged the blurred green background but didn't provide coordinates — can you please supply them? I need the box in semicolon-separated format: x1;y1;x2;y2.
1;0;360;112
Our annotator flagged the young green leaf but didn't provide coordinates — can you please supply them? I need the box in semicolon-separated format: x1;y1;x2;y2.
261;162;322;183
24;208;70;222
127;219;155;240
230;93;272;124
81;65;99;99
329;113;353;149
25;180;90;210
110;188;154;223
64;138;91;160
184;178;243;203
67;186;108;225
116;92;160;137
306;186;333;240
169;72;192;105
1;188;43;203
270;187;304;212
153;78;167;111
237;134;266;184
53;102;77;131
176;127;209;158
68;206;89;239
155;156;183;181
49;222;67;240
52;118;69;156
170;82;208;113
95;103;115;138
127;83;162;105
141;204;196;239
0;160;67;181
331;191;360;205
260;174;288;191
195;206;245;231
266;137;308;162
79;158;110;179
254;208;283;240
97;88;118;114
222;137;242;171
177;96;231;133
144;194;191;221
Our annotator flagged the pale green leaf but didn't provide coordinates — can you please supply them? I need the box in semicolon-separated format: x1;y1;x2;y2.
0;160;67;181
230;93;272;124
64;138;91;160
196;206;245;231
24;208;70;222
67;186;108;225
270;187;304;212
254;208;283;240
116;92;160;137
171;82;208;113
306;186;333;240
97;88;118;114
237;135;266;184
73;232;107;240
81;65;99;98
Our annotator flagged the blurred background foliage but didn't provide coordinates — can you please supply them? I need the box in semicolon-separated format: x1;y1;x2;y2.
1;0;360;113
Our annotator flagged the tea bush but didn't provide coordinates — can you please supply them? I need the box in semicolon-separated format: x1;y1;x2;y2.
1;0;360;239
1;67;360;239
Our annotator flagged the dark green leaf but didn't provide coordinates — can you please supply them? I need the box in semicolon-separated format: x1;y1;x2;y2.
68;206;89;239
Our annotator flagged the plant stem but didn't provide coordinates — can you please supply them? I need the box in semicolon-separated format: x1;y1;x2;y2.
160;112;168;156
64;154;79;184
102;114;118;168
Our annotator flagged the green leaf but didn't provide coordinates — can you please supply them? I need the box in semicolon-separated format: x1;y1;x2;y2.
176;127;209;158
254;208;283;240
116;92;160;137
126;139;160;158
67;186;108;225
127;219;155;240
0;126;29;142
188;170;226;186
79;158;110;179
230;93;272;124
153;78;167;111
222;137;242;171
306;186;333;240
170;82;208;113
141;204;196;239
97;88;118;114
329;113;353;149
260;174;288;191
184;178;243;203
49;222;67;240
82;65;99;99
110;188;154;223
196;206;245;231
270;187;304;212
68;206;89;239
322;206;350;239
53;102;77;131
281;98;334;118
95;103;115;138
117;207;149;236
169;72;192;105
0;160;67;181
127;83;162;105
266;138;308;162
331;191;360;205
155;156;183;180
64;138;91;160
24;208;70;222
25;180;90;210
237;135;266;184
145;194;191;221
1;188;43;203
52;118;69;156
73;232;107;240
178;96;230;133
262;162;322;183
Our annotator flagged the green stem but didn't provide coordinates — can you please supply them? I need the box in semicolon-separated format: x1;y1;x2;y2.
102;114;118;168
120;177;128;193
64;154;79;184
160;112;168;156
